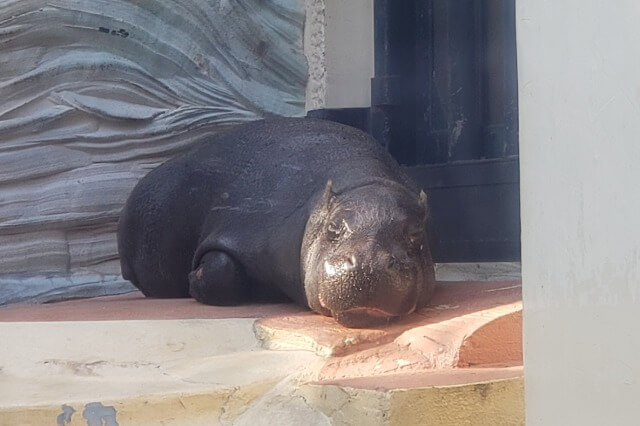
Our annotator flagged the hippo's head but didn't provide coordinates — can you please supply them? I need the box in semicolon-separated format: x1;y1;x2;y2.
302;180;436;328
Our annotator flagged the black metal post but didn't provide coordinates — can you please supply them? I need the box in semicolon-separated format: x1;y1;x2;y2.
483;0;519;158
371;0;417;165
415;0;484;165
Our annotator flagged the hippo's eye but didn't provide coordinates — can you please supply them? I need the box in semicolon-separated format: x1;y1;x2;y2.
408;229;424;252
326;221;344;241
327;219;354;241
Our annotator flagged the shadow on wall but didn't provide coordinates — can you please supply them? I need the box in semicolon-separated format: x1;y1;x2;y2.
0;0;307;305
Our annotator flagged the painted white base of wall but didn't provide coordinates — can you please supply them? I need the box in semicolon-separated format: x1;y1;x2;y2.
0;275;135;305
435;263;521;282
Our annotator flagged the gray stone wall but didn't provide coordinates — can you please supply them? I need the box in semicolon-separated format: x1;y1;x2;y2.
0;0;306;304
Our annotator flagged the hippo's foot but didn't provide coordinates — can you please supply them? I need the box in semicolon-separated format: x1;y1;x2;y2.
188;251;248;306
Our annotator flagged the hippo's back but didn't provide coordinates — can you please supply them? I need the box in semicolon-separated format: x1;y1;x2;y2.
187;117;413;197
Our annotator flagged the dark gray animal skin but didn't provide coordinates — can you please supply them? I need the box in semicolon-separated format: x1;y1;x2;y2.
118;117;436;327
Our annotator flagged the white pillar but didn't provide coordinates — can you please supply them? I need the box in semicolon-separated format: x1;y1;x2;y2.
518;1;640;424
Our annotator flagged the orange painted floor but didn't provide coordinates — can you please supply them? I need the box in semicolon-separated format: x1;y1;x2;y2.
0;292;304;322
0;281;520;324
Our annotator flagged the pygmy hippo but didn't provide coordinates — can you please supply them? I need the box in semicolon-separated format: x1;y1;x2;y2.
117;117;436;327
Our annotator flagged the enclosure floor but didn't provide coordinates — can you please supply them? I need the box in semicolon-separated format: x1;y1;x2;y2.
0;281;524;425
0;292;304;322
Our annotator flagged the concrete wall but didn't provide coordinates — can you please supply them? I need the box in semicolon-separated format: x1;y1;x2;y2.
518;1;640;424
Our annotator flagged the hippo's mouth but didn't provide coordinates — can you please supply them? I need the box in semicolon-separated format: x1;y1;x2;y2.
333;307;399;328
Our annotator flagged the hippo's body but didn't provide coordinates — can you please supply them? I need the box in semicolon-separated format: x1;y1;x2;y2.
117;118;435;327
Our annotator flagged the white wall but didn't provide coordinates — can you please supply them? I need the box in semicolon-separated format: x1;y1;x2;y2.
324;0;374;108
305;0;374;110
518;1;640;424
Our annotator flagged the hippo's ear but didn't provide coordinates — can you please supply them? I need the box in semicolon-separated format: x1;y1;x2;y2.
306;180;335;236
321;180;336;211
418;190;429;221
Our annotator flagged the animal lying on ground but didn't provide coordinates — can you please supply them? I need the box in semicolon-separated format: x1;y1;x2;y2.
118;117;436;327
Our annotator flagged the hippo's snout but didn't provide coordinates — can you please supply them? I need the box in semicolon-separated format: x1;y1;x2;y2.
317;249;420;327
323;255;357;276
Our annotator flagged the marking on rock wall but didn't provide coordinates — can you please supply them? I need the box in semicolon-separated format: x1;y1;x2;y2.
83;402;119;426
98;26;129;38
56;404;75;425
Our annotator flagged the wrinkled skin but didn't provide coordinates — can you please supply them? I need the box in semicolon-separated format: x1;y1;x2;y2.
118;117;436;328
303;181;434;327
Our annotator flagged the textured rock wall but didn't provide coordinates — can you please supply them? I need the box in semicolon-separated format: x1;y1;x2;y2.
0;0;307;304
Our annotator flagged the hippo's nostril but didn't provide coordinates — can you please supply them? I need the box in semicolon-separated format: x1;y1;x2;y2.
387;256;396;270
324;261;337;276
325;256;357;275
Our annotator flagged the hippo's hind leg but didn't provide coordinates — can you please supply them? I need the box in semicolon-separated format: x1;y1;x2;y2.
188;251;249;306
